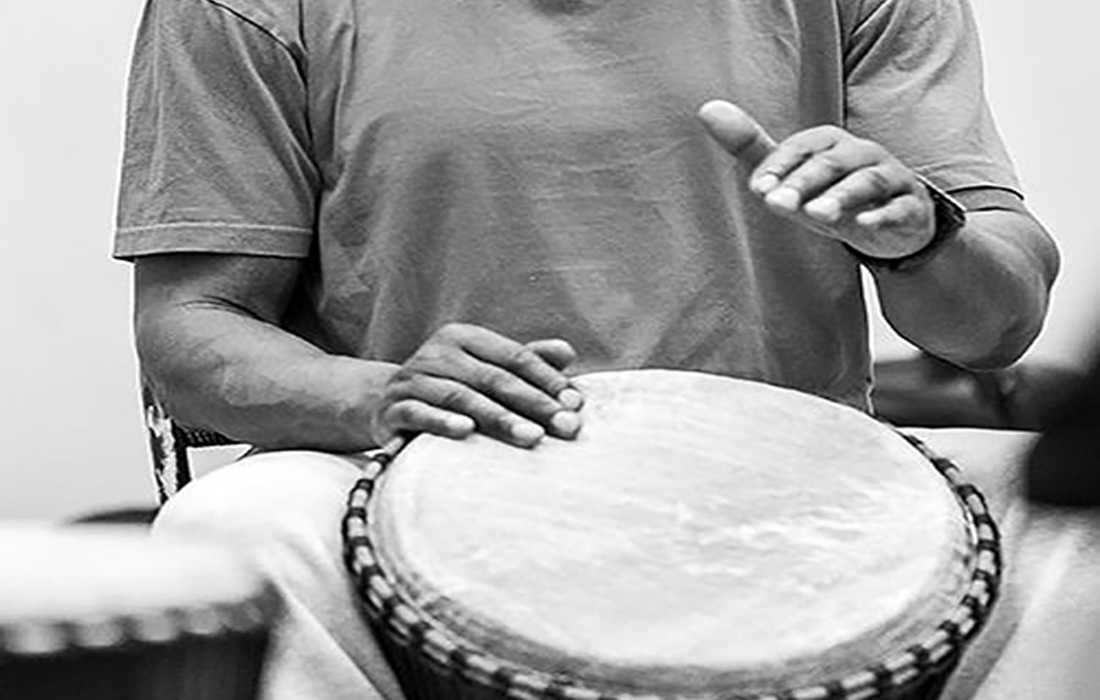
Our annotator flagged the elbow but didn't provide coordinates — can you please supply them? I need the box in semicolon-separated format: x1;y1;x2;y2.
940;292;1053;372
135;307;190;423
946;324;1040;371
947;211;1060;370
134;302;220;430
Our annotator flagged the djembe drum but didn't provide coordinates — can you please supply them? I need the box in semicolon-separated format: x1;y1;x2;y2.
0;525;279;699
344;370;1001;700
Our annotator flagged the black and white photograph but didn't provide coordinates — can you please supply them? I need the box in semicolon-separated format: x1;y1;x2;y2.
1;0;1099;698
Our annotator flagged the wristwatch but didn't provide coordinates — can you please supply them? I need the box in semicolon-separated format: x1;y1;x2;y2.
847;178;968;273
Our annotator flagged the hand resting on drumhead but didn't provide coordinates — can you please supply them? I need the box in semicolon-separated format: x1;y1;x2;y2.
371;324;583;448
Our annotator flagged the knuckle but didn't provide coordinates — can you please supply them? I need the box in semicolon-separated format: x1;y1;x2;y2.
386;400;418;426
848;135;886;160
435;384;469;410
385;368;420;395
862;167;893;191
481;366;521;396
389;366;415;384
435;322;470;342
405;345;438;369
503;345;541;373
407;341;465;375
815;152;847;177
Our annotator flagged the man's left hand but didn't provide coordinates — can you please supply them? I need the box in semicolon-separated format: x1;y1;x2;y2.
698;99;936;260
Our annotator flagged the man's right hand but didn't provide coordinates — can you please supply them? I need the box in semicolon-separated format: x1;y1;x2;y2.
371;324;584;448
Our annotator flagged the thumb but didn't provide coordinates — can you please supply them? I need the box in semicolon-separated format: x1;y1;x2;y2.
697;100;777;170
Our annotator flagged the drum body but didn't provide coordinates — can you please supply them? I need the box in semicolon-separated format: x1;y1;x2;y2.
0;526;279;700
344;370;1001;700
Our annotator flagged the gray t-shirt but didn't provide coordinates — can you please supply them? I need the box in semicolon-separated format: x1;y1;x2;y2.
115;0;1022;409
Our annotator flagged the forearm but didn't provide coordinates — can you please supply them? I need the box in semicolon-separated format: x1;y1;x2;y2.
138;302;397;452
871;208;1059;369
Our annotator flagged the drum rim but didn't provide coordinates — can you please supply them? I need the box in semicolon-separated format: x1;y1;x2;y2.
0;576;280;658
343;430;1002;700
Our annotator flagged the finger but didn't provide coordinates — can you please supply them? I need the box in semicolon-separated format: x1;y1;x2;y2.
390;375;549;447
854;192;930;231
525;339;585;413
418;325;581;439
802;163;910;224
767;141;886;217
413;343;582;440
525;339;577;372
697;100;777;171
374;399;476;444
420;356;567;434
452;326;574;401
753;126;846;199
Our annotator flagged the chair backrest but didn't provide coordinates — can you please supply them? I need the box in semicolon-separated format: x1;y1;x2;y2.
872;352;1083;431
142;381;239;503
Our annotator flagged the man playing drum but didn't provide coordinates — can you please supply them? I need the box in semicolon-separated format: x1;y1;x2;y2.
114;0;1058;697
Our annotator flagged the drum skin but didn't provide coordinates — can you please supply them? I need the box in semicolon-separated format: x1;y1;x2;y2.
0;526;278;700
344;370;1003;700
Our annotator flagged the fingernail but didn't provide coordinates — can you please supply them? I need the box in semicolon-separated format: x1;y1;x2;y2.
855;210;881;227
551;411;581;438
446;416;476;435
806;196;841;222
766;186;801;211
558;388;584;411
753;173;780;195
511;421;545;445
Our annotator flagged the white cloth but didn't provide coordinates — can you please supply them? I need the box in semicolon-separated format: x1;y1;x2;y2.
153;450;405;700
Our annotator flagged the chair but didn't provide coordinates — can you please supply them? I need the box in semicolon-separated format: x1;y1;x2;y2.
872;352;1082;431
142;381;239;504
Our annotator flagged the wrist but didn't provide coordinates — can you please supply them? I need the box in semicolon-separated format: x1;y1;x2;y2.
848;178;967;273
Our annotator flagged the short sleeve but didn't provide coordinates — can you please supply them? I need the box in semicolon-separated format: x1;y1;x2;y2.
843;0;1022;196
114;0;318;260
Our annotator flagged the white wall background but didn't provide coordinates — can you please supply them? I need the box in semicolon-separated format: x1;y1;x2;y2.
1;0;1097;520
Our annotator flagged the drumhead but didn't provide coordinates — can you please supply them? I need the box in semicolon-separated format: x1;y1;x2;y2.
353;370;994;697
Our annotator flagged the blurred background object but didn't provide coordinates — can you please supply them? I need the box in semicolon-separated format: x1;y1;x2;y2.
1026;349;1100;507
0;525;278;699
872;352;1086;431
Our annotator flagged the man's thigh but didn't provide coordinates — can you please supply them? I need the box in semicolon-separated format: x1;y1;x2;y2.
153;450;405;700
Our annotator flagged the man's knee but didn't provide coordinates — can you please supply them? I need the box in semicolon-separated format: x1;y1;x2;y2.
153;449;366;546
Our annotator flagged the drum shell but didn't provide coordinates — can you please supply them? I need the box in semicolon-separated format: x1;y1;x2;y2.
0;526;280;700
0;629;270;700
363;615;960;700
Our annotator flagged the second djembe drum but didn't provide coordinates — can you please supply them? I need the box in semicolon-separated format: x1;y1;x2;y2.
0;525;278;699
344;370;1001;700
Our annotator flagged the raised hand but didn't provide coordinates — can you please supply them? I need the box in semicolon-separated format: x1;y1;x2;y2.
698;99;936;260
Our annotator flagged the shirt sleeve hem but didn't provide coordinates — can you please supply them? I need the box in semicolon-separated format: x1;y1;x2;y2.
113;222;312;261
915;163;1024;202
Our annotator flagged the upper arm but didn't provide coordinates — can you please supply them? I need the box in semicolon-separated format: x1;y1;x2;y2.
844;0;1020;194
115;0;317;262
134;253;303;336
